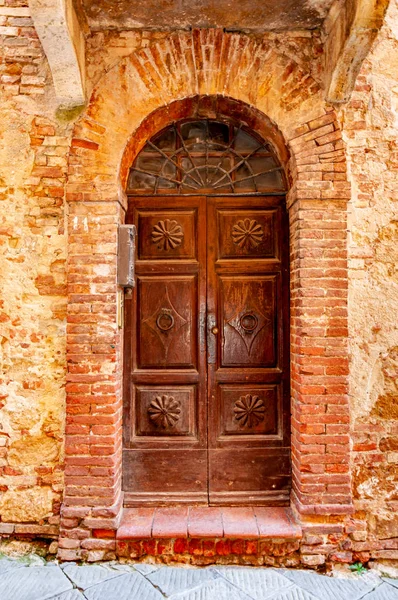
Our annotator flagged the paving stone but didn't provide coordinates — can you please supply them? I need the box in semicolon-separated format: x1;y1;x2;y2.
84;571;164;600
281;570;376;600
0;557;25;575
383;579;398;590
48;590;86;600
216;567;293;599
0;565;72;600
132;563;159;575
147;566;217;596
264;586;321;600
62;563;124;590
169;576;250;599
361;583;398;600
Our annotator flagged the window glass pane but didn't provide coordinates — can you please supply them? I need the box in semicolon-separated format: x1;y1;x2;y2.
234;177;256;191
235;162;252;182
128;169;156;190
152;127;176;151
255;169;285;190
159;160;177;179
136;155;164;174
247;155;277;175
181;156;205;170
180;121;207;150
233;128;261;152
157;178;177;189
208;121;230;148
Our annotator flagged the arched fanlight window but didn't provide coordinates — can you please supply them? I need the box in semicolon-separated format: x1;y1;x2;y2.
127;119;286;194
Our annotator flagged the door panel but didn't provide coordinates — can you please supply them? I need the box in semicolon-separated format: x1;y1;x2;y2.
122;448;208;505
136;209;197;260
217;209;279;260
134;385;197;438
123;197;207;506
218;384;279;437
208;448;291;504
220;276;277;367
207;196;290;505
137;276;198;369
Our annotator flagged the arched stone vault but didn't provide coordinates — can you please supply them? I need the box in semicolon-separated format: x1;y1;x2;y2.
68;29;324;202
60;29;352;559
29;0;391;109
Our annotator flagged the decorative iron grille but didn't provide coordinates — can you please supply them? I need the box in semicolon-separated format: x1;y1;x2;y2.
127;119;286;194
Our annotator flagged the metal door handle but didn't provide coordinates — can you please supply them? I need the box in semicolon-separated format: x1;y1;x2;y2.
207;314;217;364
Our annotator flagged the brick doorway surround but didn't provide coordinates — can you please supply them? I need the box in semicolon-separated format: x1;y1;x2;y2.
61;87;351;560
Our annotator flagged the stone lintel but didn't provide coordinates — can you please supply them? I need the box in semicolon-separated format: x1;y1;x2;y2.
29;0;86;109
325;0;390;103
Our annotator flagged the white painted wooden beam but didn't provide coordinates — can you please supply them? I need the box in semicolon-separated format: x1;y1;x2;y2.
29;0;86;109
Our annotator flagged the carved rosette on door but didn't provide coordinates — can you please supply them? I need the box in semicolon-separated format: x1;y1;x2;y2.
232;218;264;249
148;395;182;428
151;219;184;250
234;394;266;428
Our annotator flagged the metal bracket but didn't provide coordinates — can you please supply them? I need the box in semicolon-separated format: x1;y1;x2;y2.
117;224;136;288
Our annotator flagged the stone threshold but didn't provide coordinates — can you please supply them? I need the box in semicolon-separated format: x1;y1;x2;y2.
116;506;302;540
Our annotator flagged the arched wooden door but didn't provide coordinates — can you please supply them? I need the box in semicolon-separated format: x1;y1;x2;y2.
123;120;291;505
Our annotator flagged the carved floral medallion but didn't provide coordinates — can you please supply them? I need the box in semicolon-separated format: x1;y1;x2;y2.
234;394;265;428
232;218;264;249
148;395;181;428
152;219;184;250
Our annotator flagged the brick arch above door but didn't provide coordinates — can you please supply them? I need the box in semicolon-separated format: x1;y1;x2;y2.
61;68;352;559
69;28;327;206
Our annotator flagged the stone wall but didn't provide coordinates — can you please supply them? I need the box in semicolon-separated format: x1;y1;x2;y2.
0;0;396;567
339;0;398;562
0;1;67;539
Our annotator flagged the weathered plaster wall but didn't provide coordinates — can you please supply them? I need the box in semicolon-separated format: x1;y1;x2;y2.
339;0;398;558
0;3;174;542
0;2;68;537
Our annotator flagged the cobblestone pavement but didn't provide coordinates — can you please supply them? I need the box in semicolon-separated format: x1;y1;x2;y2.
0;556;397;600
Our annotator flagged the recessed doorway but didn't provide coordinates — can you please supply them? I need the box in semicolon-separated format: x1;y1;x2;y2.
122;119;291;506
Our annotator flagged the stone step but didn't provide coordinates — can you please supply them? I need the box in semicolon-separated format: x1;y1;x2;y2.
114;507;302;564
117;507;302;540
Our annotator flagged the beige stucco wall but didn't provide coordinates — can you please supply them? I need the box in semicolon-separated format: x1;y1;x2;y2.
0;15;66;527
340;0;398;545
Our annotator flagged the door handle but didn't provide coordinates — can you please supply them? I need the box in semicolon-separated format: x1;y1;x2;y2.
207;314;217;364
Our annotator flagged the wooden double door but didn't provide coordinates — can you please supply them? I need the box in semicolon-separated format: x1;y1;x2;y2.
123;195;291;505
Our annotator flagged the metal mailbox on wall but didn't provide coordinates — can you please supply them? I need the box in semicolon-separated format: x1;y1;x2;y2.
117;224;136;288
